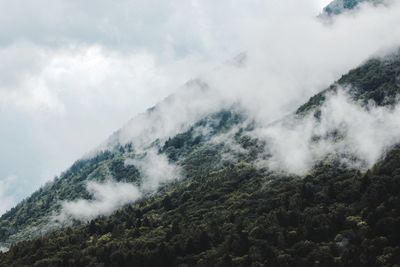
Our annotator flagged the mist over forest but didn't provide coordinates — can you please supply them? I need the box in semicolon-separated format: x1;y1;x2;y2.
1;0;400;266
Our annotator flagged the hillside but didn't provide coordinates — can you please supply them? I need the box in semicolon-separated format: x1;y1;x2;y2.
2;146;400;266
0;101;245;248
0;47;400;266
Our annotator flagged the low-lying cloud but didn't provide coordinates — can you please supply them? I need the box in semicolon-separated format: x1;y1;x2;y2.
129;149;181;192
256;88;400;174
56;181;141;222
57;150;180;221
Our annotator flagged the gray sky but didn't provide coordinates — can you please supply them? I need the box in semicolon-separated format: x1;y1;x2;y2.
0;0;398;215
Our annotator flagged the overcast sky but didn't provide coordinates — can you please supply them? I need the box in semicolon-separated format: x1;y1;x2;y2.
1;0;399;215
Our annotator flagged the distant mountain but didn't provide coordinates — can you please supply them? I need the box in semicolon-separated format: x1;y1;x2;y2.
323;0;383;15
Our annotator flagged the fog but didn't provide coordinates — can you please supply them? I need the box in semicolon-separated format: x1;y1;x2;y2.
2;0;400;216
104;0;400;153
255;88;400;174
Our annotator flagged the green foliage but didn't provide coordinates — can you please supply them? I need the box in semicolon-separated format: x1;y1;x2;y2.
1;52;400;266
0;149;142;247
162;109;244;161
1;143;400;266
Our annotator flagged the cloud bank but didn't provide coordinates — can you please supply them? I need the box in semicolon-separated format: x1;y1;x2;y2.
106;0;400;152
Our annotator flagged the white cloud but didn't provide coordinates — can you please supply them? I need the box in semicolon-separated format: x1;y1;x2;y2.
130;149;181;192
56;180;141;222
256;89;400;174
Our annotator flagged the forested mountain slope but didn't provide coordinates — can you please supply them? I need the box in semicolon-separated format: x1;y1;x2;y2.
0;114;400;266
2;144;400;266
1;48;400;266
0;105;245;249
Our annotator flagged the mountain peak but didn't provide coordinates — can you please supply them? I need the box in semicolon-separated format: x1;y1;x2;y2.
323;0;383;15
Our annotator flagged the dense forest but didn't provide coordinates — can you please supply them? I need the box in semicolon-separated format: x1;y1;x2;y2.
0;144;400;266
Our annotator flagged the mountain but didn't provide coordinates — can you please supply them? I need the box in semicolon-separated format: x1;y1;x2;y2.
4;49;399;250
323;0;383;15
0;46;400;266
0;84;242;248
4;146;400;266
0;78;246;249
